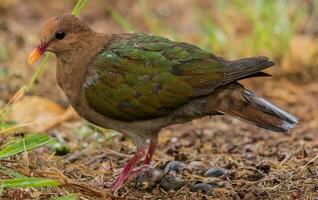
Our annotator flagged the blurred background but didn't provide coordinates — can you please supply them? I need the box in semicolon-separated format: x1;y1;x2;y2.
0;0;318;199
1;0;317;132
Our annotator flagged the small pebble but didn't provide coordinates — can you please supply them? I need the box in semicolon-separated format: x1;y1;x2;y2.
164;161;184;175
205;177;226;188
159;175;185;191
256;162;271;174
183;139;195;147
135;168;164;191
175;153;188;161
166;147;179;155
195;130;204;138
245;153;257;160
222;143;237;153
243;192;258;200
291;191;299;199
171;137;178;143
191;182;214;193
302;135;313;141
189;161;207;174
204;167;231;178
277;153;286;162
233;167;263;181
54;145;70;156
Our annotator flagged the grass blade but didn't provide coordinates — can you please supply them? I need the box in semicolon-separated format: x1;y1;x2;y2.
0;166;26;178
0;178;60;188
72;0;88;16
54;193;77;200
26;53;51;91
0;133;55;158
103;2;134;32
0;183;3;197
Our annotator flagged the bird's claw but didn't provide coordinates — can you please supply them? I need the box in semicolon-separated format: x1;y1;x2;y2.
131;164;150;176
106;164;151;191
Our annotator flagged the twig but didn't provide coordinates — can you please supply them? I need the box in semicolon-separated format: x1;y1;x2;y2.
301;154;318;171
104;148;131;158
0;159;21;163
65;182;105;198
279;153;293;166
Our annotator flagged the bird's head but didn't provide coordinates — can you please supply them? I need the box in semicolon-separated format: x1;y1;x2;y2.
28;14;91;65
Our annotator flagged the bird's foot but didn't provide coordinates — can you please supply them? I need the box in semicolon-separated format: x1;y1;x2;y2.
106;139;158;191
110;174;126;191
131;164;151;176
108;148;147;191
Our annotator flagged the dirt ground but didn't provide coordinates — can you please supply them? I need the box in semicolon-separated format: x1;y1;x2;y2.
0;1;318;199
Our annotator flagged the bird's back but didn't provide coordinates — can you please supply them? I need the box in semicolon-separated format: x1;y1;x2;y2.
83;33;273;121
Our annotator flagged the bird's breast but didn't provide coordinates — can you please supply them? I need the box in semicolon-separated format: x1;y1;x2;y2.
56;58;87;107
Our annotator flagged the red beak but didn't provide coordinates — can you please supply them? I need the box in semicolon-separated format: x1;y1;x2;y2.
28;43;49;65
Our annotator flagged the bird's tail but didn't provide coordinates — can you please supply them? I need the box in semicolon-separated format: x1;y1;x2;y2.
223;56;274;84
204;82;298;133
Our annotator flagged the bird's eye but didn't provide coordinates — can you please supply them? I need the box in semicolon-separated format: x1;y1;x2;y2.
55;30;65;40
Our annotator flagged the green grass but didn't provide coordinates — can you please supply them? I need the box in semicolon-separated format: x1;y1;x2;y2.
191;0;307;59
54;193;77;200
0;133;59;190
103;2;135;32
0;133;56;158
233;0;305;59
0;68;8;81
0;178;60;188
0;166;27;178
71;0;88;16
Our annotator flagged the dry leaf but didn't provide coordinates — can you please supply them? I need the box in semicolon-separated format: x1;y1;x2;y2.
7;96;77;132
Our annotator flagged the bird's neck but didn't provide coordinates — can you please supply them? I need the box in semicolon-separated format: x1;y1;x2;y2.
56;32;107;106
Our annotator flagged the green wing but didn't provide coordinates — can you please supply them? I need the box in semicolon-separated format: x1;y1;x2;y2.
84;33;224;121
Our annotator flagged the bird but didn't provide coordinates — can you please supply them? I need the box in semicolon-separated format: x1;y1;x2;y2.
28;14;298;191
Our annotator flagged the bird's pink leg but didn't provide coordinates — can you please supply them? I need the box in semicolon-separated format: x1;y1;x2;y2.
111;148;146;190
144;139;158;165
130;139;158;175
